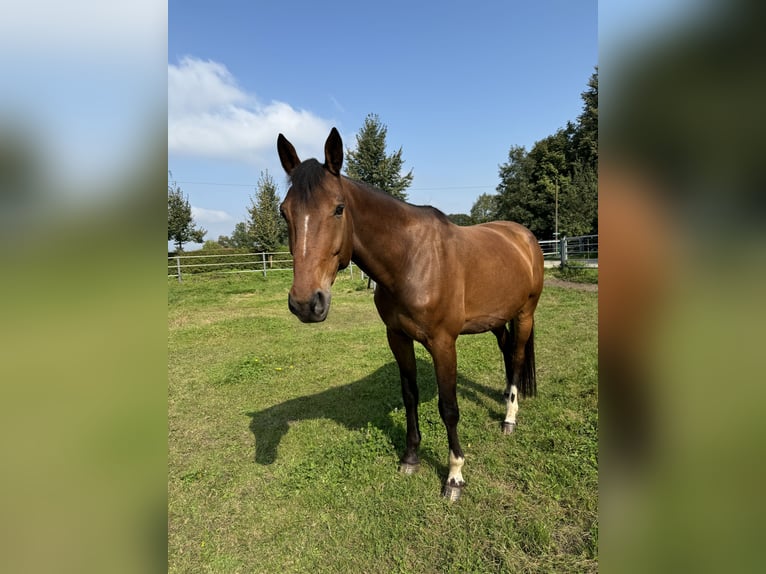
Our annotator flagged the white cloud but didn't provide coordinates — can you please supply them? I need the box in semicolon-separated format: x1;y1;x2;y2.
168;58;247;116
168;57;333;163
191;206;234;225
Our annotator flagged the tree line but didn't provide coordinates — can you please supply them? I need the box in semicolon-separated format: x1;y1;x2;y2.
492;70;597;239
168;70;597;252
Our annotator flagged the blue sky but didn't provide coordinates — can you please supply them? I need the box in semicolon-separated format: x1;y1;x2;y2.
169;0;597;248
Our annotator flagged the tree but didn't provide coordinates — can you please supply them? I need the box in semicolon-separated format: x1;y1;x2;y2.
168;177;206;252
248;170;285;253
495;70;598;239
345;113;414;201
447;213;473;226
202;239;223;251
470;193;497;224
528;130;570;238
573;69;598;169
495;145;544;234
568;159;598;235
229;222;251;249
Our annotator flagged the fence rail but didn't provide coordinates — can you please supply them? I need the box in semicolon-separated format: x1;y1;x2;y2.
167;251;293;281
538;235;598;268
167;250;366;282
168;235;597;281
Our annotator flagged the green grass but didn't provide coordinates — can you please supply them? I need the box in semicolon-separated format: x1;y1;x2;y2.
547;263;599;284
169;271;598;573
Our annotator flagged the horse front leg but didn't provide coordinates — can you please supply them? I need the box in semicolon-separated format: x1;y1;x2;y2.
386;328;421;474
429;336;465;501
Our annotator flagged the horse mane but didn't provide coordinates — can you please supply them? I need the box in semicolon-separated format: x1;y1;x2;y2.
348;178;452;224
290;158;451;225
419;204;451;225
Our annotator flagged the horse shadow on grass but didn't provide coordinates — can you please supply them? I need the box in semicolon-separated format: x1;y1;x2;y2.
246;359;509;472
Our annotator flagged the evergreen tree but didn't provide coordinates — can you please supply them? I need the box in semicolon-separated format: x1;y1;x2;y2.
570;159;598;234
574;69;598;169
571;69;598;235
345;113;414;201
248;171;285;252
168;177;206;252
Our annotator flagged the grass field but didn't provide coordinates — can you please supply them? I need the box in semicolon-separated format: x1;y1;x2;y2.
168;271;598;573
549;264;599;285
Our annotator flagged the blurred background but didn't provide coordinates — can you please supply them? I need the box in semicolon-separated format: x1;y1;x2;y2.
0;1;167;573
1;0;764;572
600;0;765;572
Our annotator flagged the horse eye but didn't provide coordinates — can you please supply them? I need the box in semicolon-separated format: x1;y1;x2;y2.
279;208;287;220
334;204;345;217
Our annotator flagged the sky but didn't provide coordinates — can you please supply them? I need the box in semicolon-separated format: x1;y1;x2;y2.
168;0;598;249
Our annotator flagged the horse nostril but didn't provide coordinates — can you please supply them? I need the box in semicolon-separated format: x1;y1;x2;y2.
288;290;330;322
310;290;327;316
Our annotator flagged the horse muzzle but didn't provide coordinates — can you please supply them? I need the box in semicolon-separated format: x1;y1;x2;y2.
288;289;331;323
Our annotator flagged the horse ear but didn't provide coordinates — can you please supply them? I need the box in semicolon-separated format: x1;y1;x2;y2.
324;127;343;176
277;133;301;175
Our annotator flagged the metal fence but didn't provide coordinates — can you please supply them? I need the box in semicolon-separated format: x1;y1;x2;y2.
168;250;365;282
538;235;598;268
169;235;598;281
167;251;292;281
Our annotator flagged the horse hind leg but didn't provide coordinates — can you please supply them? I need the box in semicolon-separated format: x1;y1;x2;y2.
493;326;518;434
503;386;520;436
494;314;536;435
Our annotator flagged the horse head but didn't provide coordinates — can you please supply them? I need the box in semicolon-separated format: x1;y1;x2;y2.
277;128;354;322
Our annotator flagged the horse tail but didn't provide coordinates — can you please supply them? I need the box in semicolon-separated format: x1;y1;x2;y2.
509;318;537;398
522;325;537;397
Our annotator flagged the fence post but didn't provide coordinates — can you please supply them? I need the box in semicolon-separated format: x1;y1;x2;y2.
262;252;267;278
176;256;182;283
559;237;568;268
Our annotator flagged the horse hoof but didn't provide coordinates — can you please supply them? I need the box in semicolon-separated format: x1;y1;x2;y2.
502;422;517;435
399;462;420;475
442;483;464;502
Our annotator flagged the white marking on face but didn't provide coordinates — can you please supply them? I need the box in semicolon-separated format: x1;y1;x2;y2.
302;214;310;257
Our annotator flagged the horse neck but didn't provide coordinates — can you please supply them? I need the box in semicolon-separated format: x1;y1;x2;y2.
343;178;417;288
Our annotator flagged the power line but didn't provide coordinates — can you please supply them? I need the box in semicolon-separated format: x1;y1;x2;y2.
170;180;257;188
169;179;497;192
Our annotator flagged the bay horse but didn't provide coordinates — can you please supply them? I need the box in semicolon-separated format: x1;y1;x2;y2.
277;128;544;500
